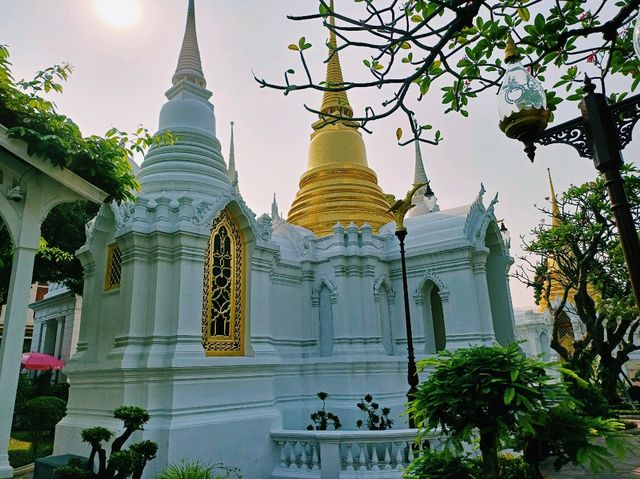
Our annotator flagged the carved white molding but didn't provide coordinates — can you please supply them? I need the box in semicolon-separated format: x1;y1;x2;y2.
413;270;449;304
312;276;339;306
373;275;396;305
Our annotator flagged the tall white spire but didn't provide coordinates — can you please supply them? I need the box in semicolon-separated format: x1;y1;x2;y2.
407;135;438;217
413;140;428;185
172;0;206;88
228;121;239;191
138;0;230;197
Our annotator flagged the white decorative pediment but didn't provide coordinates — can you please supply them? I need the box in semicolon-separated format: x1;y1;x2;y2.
373;275;396;304
413;270;449;304
312;276;339;306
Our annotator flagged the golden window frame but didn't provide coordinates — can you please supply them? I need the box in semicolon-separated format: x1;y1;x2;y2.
104;243;122;291
201;209;245;356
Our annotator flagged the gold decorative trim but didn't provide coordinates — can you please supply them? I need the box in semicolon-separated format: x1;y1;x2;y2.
104;243;122;291
201;209;244;356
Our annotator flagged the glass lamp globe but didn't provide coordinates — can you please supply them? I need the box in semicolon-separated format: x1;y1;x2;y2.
499;221;511;248
423;183;437;212
634;14;640;62
498;35;549;140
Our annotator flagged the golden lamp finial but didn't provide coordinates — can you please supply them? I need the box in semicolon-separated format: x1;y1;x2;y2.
504;33;519;63
386;182;427;231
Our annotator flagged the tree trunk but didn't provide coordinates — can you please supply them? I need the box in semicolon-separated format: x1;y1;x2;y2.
479;428;499;478
600;360;623;405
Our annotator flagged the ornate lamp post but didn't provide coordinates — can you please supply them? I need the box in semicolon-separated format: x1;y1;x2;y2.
387;182;425;428
498;36;640;312
499;221;511;249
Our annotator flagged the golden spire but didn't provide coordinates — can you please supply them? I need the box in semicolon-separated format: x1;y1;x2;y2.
287;0;393;236
540;168;564;311
547;168;561;227
316;0;353;124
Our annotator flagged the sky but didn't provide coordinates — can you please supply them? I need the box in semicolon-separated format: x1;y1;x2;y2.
2;0;638;309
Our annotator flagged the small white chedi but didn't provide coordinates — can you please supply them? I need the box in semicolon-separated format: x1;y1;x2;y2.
54;1;516;477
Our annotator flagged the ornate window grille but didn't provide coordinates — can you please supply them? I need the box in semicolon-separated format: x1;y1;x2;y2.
104;244;122;291
202;209;244;355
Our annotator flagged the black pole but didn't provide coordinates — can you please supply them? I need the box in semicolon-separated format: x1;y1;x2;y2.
580;79;640;312
395;228;419;428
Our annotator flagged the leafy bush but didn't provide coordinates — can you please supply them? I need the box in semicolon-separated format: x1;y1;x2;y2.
306;392;341;430
403;449;474;479
472;454;537;479
13;374;37;428
515;401;625;474
409;344;553;478
8;450;35;469
155;460;242;479
355;394;393;430
22;396;66;455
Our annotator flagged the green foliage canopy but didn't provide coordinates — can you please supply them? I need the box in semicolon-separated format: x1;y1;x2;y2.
258;0;640;142
0;44;174;202
518;166;640;403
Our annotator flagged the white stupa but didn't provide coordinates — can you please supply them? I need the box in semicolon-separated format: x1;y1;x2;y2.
55;2;517;477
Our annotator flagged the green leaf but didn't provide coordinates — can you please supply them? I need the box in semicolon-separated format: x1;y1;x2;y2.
504;387;515;405
517;7;530;22
288;44;299;51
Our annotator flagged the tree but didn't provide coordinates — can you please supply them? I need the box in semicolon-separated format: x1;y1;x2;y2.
257;0;639;142
409;344;625;479
56;406;157;479
0;45;174;302
409;344;553;477
517;166;640;404
21;396;67;456
0;45;168;203
0;201;100;303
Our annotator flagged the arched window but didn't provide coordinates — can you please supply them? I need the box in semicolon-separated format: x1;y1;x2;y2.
202;209;244;355
422;280;446;354
318;285;334;357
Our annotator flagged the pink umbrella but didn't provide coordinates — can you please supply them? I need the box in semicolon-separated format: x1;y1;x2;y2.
20;352;64;371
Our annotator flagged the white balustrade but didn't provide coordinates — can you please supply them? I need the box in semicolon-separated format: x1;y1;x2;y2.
271;429;441;479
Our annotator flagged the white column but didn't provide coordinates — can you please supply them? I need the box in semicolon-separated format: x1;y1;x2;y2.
0;244;38;478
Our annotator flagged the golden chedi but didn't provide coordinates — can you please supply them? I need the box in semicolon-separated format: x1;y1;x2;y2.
287;5;393;236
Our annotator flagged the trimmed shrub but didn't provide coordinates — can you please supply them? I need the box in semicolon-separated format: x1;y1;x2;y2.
403;449;475;479
22;396;66;455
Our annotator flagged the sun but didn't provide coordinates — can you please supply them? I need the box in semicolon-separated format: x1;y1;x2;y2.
94;0;141;29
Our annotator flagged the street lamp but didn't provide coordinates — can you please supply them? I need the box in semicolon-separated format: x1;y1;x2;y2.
498;36;640;313
424;182;438;213
499;221;511;249
387;182;425;428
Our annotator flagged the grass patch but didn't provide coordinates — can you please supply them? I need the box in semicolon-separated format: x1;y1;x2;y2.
8;434;54;468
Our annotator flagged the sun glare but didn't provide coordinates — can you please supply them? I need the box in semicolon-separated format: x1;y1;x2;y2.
95;0;141;29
